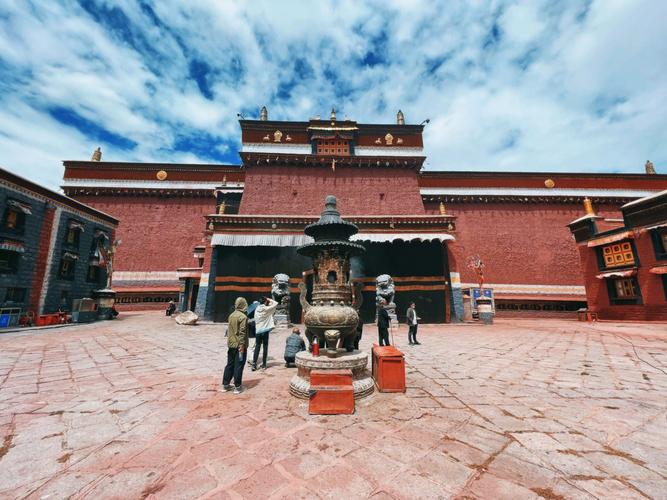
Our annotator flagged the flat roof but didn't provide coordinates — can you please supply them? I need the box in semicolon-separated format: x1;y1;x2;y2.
0;167;119;225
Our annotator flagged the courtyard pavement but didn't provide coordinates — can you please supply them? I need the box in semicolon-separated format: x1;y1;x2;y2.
1;313;666;499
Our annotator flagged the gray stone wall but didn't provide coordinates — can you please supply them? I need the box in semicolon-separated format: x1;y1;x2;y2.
43;209;113;313
0;184;115;315
0;189;46;310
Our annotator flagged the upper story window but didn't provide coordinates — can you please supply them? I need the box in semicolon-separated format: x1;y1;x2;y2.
316;139;350;156
0;240;25;274
600;241;636;269
2;199;32;235
65;219;85;248
650;228;667;260
58;252;78;280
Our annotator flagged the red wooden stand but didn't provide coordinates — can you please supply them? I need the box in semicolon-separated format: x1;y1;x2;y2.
309;369;354;415
372;346;406;393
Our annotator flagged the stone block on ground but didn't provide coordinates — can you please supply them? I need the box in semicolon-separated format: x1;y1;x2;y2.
174;311;198;325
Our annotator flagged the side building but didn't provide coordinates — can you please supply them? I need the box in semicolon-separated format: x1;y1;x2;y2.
568;191;667;321
0;167;118;324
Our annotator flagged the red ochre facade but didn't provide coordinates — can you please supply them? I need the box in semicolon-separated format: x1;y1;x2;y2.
239;165;425;216
61;114;667;319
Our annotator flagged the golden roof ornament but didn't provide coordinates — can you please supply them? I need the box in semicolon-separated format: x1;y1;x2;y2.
218;200;226;214
645;160;656;174
260;106;268;121
330;107;336;121
273;130;283;142
544;178;555;188
385;133;394;145
156;170;168;181
439;202;446;215
397;110;405;125
583;197;595;216
91;147;102;161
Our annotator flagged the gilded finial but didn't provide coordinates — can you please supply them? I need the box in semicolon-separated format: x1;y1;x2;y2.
439;202;446;215
645;160;656;174
583;197;595;216
218;200;226;215
330;107;336;121
91;147;102;162
222;175;227;185
397;110;405;125
260;106;268;121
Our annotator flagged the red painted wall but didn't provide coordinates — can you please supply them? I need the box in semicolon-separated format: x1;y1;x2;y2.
29;206;55;313
72;195;212;272
579;233;667;321
239;165;425;215
428;201;621;286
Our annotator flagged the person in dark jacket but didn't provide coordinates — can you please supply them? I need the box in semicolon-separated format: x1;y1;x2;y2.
284;327;306;367
377;298;391;346
222;297;248;394
406;302;421;345
166;300;176;316
246;300;260;365
354;318;363;350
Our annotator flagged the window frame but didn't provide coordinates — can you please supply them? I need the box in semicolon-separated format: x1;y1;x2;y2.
650;228;667;260
0;249;20;273
58;253;77;280
597;240;639;270
2;206;26;235
4;287;26;303
606;276;643;305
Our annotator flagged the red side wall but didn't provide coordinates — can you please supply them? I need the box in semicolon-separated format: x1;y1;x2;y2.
72;195;212;272
29;206;55;313
239;165;425;215
428;201;621;286
578;233;667;321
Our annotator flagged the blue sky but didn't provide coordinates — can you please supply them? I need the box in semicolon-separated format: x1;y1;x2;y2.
1;0;666;189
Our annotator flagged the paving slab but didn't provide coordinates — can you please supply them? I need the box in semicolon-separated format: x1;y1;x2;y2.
1;313;666;498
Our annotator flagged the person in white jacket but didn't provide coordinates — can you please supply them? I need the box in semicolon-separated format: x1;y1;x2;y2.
251;297;279;370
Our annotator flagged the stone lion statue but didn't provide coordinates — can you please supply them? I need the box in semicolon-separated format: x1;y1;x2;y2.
271;273;290;313
376;274;396;309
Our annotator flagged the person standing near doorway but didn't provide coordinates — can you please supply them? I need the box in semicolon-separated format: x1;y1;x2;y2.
406;301;421;345
252;296;279;371
222;297;248;394
377;298;391;346
246;300;260;365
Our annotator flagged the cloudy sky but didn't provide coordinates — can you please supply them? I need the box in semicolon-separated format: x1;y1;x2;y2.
1;0;666;189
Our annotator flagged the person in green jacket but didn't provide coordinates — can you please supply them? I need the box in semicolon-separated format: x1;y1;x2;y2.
222;297;248;394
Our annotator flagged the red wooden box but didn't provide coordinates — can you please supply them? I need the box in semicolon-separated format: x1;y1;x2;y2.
309;384;354;415
372;345;406;393
310;369;353;387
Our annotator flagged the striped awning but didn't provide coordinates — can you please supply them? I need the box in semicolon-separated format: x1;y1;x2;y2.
210;232;455;247
587;230;634;247
596;268;636;279
0;240;25;253
7;199;32;215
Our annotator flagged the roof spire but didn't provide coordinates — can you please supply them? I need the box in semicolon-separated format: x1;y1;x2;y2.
260;106;268;121
645;160;656;174
91;147;102;162
330;107;336;121
397;110;405;125
583;197;596;216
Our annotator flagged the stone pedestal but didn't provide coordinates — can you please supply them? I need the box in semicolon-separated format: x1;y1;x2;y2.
93;289;116;320
290;350;374;400
274;312;289;329
477;296;494;325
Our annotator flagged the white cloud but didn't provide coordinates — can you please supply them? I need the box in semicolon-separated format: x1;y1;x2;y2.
0;0;666;191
